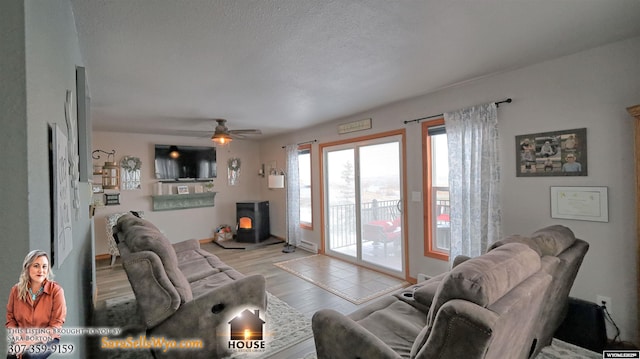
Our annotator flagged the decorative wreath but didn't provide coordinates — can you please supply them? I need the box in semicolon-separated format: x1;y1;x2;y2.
228;158;241;171
120;156;142;172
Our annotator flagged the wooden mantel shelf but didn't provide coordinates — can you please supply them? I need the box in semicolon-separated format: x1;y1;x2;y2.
152;192;217;211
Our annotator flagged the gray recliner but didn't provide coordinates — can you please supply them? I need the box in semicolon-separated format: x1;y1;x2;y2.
312;243;552;359
113;213;267;359
488;225;589;356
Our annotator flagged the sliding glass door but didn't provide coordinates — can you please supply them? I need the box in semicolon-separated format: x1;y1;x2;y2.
323;134;404;275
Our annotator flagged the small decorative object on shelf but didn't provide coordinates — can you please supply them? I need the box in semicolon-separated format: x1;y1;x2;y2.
204;181;215;192
154;182;164;195
104;193;120;206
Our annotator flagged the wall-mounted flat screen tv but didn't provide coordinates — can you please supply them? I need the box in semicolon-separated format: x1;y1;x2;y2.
154;144;217;180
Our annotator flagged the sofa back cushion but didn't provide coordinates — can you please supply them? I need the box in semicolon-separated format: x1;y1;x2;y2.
530;225;576;256
116;213;193;302
488;234;542;256
489;226;576;258
426;242;540;326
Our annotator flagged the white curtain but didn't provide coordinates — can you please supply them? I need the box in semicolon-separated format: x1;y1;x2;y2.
285;144;301;247
444;103;502;266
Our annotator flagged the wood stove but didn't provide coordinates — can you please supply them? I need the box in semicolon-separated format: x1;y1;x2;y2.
236;201;270;243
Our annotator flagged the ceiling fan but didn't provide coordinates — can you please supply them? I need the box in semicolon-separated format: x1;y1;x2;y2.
210;119;262;145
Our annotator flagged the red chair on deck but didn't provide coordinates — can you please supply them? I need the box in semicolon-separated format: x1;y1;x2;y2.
362;217;402;256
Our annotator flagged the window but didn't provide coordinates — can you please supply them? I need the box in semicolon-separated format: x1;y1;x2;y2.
422;119;450;261
298;144;313;229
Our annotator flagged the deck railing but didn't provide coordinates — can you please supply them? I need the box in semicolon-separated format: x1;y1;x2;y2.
327;191;451;250
328;199;400;249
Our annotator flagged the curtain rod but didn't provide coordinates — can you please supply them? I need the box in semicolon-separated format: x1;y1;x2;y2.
403;98;512;125
282;139;317;149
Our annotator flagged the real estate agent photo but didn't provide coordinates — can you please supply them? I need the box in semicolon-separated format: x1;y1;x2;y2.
5;250;67;359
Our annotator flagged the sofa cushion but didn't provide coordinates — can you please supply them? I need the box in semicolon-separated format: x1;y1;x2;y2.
176;249;233;283
427;242;540;325
179;259;220;283
488;234;543;256
530;225;576;256
189;269;246;299
117;214;193;302
352;298;428;358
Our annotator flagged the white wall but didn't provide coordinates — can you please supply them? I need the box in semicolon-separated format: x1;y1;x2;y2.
0;3;30;355
92;132;261;254
0;0;93;356
259;36;640;342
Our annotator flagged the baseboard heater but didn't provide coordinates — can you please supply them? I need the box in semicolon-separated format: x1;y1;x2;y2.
297;240;317;253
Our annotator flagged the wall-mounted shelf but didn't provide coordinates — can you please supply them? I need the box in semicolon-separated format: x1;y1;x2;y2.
152;192;217;211
156;179;215;183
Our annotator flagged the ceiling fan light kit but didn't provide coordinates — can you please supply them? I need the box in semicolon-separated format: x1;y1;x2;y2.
211;132;232;145
210;119;261;145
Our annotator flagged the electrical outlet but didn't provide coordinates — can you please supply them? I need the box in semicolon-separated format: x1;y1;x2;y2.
596;295;612;314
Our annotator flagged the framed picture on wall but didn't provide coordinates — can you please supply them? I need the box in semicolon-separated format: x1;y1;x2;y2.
50;123;74;268
177;185;189;195
550;186;608;222
516;128;587;177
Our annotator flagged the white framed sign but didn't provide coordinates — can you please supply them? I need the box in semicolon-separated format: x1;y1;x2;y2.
550;186;608;222
51;123;74;268
338;118;372;134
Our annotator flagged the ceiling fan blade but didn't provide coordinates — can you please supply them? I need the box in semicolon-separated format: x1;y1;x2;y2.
229;129;262;135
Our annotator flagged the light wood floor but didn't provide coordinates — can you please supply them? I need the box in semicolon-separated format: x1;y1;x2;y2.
94;242;374;358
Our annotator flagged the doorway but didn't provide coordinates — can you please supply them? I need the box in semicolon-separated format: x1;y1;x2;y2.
321;131;406;276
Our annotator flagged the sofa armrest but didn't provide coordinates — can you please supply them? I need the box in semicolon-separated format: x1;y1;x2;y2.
121;250;181;328
172;238;201;253
413;300;497;359
150;274;267;359
312;309;401;359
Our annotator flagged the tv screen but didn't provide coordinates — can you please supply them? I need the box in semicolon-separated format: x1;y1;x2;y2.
154;144;217;180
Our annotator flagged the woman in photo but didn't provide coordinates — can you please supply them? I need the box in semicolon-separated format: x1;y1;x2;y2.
6;250;67;359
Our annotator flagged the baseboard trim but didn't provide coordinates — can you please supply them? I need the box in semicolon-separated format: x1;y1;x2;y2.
95;253;110;261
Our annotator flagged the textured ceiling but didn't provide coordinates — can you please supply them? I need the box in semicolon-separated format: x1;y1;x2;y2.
70;0;640;139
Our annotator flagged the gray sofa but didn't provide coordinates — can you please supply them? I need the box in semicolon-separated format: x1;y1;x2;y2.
312;242;552;359
113;213;267;359
488;225;589;356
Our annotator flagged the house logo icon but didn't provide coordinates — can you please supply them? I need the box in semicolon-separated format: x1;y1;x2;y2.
227;309;266;353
